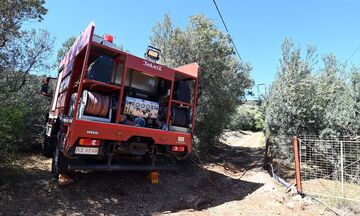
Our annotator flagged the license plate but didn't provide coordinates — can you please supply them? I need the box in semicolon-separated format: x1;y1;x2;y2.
75;147;99;155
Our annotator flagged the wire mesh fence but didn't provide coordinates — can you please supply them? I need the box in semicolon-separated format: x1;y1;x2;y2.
298;135;360;210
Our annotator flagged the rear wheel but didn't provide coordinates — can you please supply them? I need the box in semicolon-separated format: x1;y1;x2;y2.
42;114;53;157
42;134;53;157
51;132;68;178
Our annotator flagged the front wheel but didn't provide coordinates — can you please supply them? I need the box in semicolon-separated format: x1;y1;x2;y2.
51;132;68;178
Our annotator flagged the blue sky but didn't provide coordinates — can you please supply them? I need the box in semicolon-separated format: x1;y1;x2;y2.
26;0;360;97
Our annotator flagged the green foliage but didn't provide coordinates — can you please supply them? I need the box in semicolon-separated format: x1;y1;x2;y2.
0;29;54;93
0;0;51;165
150;14;253;149
254;108;264;130
0;105;25;162
0;0;47;46
0;105;25;141
230;106;263;131
0;0;53;93
0;74;50;165
264;38;360;159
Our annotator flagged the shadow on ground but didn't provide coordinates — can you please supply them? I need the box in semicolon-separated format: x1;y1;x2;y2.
0;157;263;215
203;140;265;173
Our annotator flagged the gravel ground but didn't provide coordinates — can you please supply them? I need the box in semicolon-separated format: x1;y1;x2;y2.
0;131;348;215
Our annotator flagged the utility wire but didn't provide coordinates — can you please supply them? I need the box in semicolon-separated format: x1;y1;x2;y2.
346;45;360;64
211;0;244;64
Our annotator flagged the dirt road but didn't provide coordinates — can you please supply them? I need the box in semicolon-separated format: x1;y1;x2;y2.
0;131;338;215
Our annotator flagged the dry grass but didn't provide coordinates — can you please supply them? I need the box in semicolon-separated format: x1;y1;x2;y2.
303;178;360;213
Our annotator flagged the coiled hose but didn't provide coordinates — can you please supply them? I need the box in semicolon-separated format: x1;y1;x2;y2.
83;90;110;117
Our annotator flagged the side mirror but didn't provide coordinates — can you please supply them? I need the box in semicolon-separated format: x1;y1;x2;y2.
41;77;56;97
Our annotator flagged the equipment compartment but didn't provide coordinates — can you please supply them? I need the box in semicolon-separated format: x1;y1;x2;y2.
123;96;159;119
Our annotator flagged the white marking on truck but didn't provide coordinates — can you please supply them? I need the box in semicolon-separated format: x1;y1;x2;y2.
86;130;99;135
143;60;162;71
75;147;99;155
177;136;185;143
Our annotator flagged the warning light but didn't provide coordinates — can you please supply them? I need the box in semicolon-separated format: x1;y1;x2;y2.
103;34;114;43
171;146;185;152
79;138;100;146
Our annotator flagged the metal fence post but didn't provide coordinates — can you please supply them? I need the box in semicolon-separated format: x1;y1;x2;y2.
293;135;303;194
340;141;344;197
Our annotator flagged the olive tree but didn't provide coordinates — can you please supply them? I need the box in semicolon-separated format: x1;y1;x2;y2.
264;38;360;160
150;14;253;150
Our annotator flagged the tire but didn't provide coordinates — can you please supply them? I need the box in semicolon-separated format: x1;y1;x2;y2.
51;132;68;178
42;114;54;157
42;134;53;157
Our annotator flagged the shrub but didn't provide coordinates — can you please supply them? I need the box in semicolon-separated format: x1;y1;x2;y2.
0;74;50;165
230;106;263;131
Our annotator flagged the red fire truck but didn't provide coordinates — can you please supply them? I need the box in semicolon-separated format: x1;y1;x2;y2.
41;22;199;178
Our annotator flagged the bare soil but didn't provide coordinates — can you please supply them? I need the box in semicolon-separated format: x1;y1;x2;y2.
0;131;345;215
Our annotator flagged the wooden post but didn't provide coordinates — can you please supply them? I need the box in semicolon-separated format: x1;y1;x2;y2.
293;135;303;194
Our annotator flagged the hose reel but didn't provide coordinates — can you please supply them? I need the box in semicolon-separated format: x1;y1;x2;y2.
82;90;110;117
78;90;112;122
